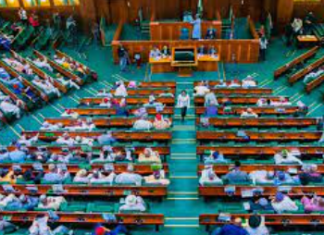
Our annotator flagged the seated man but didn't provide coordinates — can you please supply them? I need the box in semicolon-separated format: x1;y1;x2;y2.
240;108;258;118
7;194;39;211
17;133;39;146
93;224;128;235
199;165;222;185
32;76;61;97
9;145;26;163
211;217;248;235
303;66;324;84
242;76;257;88
299;164;323;185
32;57;53;72
115;164;143;185
271;192;298;213
0;194;20;208
43;164;64;184
205;27;217;39
133;117;153;130
61;109;79;119
153;113;172;130
0;97;21;119
97;89;113;98
0;217;18;234
89;170;115;184
55;73;80;90
301;195;324;212
246;215;269;235
149;46;162;60
271;97;291;106
161;45;171;57
204;101;218;117
119;194;146;212
56;132;76;146
274;149;303;165
224;161;250;184
138;147;161;163
114;81;128;97
41;121;62;131
204;90;218;107
204;150;227;164
29;214;71;235
38;195;66;210
73;169;92;184
248;197;274;212
228;79;241;88
194;81;210;96
97;131;116;145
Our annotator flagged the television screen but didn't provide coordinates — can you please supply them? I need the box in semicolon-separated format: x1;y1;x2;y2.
174;48;195;62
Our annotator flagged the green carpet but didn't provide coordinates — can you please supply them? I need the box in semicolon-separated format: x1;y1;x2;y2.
1;37;324;235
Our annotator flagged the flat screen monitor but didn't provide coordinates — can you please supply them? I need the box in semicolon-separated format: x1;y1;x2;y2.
174;48;195;62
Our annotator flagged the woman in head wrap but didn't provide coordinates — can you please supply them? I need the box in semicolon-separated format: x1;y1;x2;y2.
153;113;171;130
138;148;161;163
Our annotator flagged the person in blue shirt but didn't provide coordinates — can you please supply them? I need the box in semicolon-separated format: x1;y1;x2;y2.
6;194;39;211
93;224;129;235
211;218;248;235
0;148;10;162
43;164;63;184
9;146;26;163
191;14;202;40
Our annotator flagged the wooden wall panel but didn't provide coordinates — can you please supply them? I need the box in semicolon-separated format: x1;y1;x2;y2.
276;0;294;32
111;39;259;64
293;0;324;22
150;21;222;40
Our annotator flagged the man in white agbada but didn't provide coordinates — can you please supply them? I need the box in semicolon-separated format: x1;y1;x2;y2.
194;82;210;96
274;149;303;165
114;81;128;97
0;98;21;118
32;76;61;97
204;90;218;107
119;194;146;212
61;109;79;119
242;76;257;88
56;73;80;90
38;194;66;211
29;215;71;235
89;170;115;184
115;164;143;185
18;133;39;146
40;121;62;131
73;169;92;184
133;117;153;130
32;58;53;72
199;165;222;186
271;192;298;213
0;194;19;207
56;133;76;146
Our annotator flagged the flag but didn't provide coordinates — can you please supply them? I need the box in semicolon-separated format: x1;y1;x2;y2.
197;0;203;16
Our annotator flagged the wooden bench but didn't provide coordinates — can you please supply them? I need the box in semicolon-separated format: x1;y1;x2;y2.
194;96;287;106
196;146;324;162
305;72;324;93
124;81;176;88
0;163;169;175
66;107;174;116
200;214;324;231
0;184;167;198
22;130;172;143
7;145;170;162
0;59;48;102
196;117;317;128
109;88;176;96
199;185;324;197
274;46;319;78
79;97;175;106
44;117;173;128
196;131;321;143
0;79;28;111
10;50;67;93
0;211;164;230
288;56;324;84
195;106;305;116
34;50;83;85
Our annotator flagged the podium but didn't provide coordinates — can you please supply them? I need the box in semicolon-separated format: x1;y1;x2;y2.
171;47;198;77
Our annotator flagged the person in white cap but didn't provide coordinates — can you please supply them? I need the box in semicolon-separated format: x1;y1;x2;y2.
199;165;222;186
114;81;128;97
115;164;143;185
119;194;146;212
37;194;66;211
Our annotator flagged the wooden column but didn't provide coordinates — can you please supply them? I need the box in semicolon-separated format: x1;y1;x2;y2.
79;0;97;33
276;0;294;32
